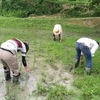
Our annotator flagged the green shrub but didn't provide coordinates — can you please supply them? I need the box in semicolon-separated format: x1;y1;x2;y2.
0;0;62;17
92;4;100;17
89;0;100;9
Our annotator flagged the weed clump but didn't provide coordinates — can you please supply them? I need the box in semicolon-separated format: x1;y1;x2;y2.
46;85;70;100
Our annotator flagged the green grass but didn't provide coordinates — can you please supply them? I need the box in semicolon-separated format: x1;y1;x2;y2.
57;0;89;4
47;84;73;100
0;16;100;100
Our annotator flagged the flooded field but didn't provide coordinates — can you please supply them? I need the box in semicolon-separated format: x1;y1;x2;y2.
0;57;75;100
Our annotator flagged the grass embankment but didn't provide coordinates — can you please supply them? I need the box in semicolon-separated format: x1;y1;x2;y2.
0;16;100;100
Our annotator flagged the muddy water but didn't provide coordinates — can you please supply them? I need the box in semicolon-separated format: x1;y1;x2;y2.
0;65;6;100
0;60;75;100
0;63;47;100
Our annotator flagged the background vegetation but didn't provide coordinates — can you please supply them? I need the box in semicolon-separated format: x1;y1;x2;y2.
0;0;99;17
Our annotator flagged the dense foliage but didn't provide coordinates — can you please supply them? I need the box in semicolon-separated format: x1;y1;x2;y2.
0;0;99;17
0;0;62;17
62;0;100;17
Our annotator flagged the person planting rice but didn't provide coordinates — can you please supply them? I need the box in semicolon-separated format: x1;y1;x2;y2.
53;24;63;42
71;37;99;75
0;38;30;83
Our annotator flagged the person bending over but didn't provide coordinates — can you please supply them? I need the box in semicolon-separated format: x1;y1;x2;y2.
0;38;30;83
74;37;99;75
53;24;63;42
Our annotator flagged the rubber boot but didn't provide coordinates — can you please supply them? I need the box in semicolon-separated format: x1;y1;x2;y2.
13;73;20;84
4;68;11;81
86;67;92;75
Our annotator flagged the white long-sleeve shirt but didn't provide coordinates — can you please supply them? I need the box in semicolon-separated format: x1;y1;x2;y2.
77;37;99;56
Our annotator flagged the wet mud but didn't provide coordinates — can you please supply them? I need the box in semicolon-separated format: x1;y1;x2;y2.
0;58;74;100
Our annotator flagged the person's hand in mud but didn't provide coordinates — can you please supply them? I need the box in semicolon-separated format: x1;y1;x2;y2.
25;66;30;72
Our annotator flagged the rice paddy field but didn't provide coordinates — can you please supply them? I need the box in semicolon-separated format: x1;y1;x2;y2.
0;16;100;100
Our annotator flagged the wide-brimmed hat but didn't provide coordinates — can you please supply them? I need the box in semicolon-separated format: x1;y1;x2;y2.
53;28;60;35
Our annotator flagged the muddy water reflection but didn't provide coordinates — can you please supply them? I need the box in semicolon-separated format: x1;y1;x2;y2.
0;64;46;100
0;62;74;100
0;65;36;100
